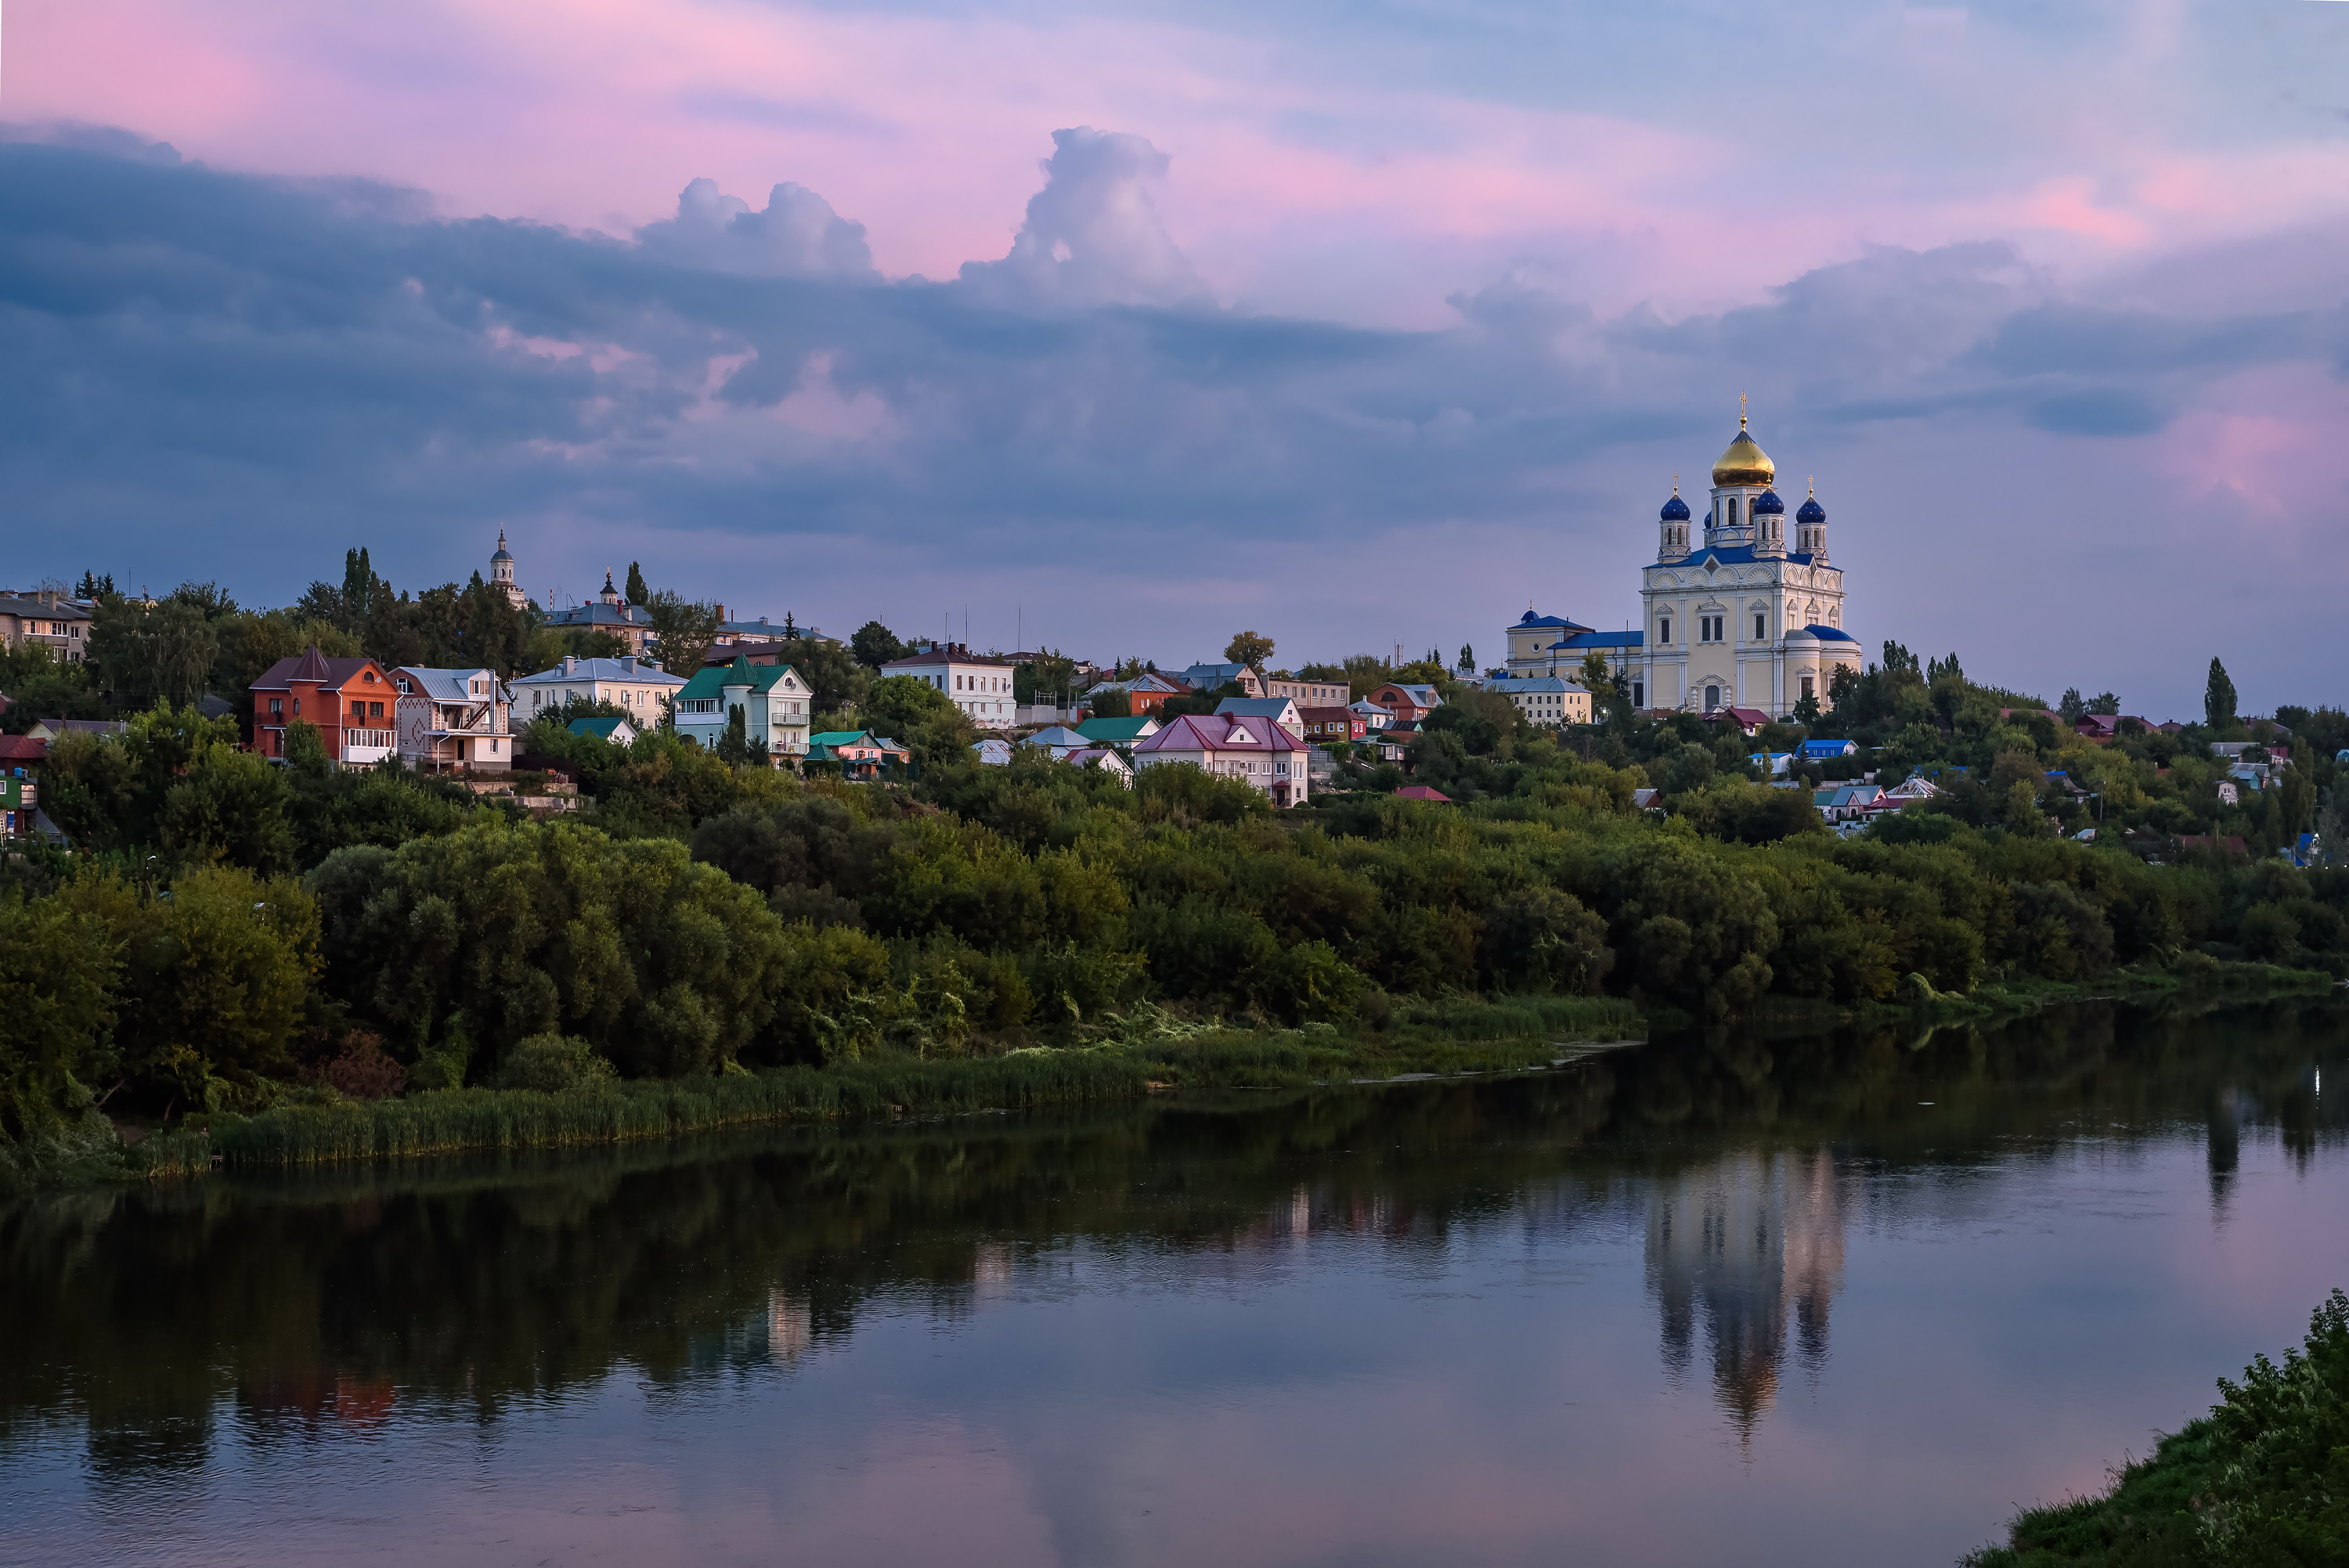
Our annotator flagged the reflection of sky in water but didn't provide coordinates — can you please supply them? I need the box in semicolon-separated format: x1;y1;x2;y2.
4;1020;2347;1566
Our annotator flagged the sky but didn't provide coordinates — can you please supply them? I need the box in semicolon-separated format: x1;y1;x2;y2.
5;0;2349;715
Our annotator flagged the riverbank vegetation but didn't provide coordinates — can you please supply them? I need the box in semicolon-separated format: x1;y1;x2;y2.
1966;1288;2349;1566
5;622;2346;1181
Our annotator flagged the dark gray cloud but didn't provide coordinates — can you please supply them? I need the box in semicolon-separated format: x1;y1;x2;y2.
0;125;2341;710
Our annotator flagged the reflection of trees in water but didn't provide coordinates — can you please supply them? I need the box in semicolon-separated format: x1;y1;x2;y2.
1647;1149;1845;1439
3;998;2343;1483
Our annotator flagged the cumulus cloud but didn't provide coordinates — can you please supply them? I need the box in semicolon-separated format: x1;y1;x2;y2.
0;130;2344;712
635;177;876;279
958;128;1210;310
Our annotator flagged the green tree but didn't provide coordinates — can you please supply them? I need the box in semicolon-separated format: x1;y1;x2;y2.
1458;643;1476;673
88;597;219;708
2087;690;2120;716
624;562;651;606
161;744;298;874
1224;630;1275;669
60;866;319;1105
341;547;374;633
0;893;120;1144
305;819;791;1078
2058;687;2086;725
850;621;907;670
648;591;723;677
1084;686;1132;719
2206;657;2238;732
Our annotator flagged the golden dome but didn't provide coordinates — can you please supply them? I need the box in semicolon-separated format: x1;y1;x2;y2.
1711;415;1775;488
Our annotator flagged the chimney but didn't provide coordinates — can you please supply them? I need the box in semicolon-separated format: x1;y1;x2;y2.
564;655;578;676
622;656;636;673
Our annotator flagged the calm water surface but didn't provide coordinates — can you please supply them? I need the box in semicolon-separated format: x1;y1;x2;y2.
6;1001;2349;1566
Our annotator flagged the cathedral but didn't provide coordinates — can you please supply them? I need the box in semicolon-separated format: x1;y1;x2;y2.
1504;411;1862;717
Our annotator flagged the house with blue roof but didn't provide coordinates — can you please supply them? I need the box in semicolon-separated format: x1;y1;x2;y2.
1799;738;1857;760
1490;676;1592;726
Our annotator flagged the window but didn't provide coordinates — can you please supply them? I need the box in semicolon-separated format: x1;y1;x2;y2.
1754;613;1766;641
369;701;384;719
396;677;411;694
1705;683;1721;712
1727;497;1739;526
1658;618;1671;645
1800;676;1815;700
1633;683;1644;708
269;697;283;717
350;701;365;719
1699;615;1724;643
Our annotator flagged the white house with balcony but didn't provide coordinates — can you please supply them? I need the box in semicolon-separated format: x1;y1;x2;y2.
672;656;814;762
392;666;514;773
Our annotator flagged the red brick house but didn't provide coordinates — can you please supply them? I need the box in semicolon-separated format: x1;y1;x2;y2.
1368;683;1440;723
250;645;400;764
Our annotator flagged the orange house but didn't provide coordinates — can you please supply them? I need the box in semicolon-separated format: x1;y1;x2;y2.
250;645;400;765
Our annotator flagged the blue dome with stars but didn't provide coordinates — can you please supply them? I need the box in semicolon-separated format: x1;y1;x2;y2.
1796;494;1826;524
1660;492;1690;521
1752;489;1785;515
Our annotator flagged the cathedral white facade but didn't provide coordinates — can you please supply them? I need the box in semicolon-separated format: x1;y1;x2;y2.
1504;413;1862;718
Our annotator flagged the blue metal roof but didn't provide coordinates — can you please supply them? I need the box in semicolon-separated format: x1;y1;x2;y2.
1802;624;1857;643
1659;494;1690;521
1557;631;1644;650
1514;611;1594;630
1752;489;1785;515
1797;496;1826;524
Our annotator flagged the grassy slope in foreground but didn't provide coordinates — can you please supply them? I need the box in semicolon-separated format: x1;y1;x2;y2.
1965;1290;2349;1566
130;994;1640;1173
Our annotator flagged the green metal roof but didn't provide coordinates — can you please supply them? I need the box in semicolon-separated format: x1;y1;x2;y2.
1075;716;1156;742
674;656;805;702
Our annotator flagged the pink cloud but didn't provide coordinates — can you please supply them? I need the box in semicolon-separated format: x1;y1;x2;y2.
19;0;2349;331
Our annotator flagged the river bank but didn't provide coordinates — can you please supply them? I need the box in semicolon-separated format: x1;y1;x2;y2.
45;993;1640;1181
1964;1289;2349;1566
13;961;2335;1188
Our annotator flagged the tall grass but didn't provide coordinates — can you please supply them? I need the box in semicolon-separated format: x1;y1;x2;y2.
215;1053;1155;1166
187;993;1643;1170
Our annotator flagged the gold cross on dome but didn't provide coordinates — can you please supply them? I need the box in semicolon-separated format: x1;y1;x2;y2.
1739;392;1748;427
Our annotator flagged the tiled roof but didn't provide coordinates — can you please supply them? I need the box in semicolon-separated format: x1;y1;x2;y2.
251;647;380;690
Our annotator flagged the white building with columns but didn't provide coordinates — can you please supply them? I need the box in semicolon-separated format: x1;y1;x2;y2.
1505;412;1863;718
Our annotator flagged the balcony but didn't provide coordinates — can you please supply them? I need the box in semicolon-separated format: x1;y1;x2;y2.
677;698;721;716
341;727;395;763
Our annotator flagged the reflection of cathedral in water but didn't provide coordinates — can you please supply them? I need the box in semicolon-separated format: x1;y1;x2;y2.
1646;1149;1847;1436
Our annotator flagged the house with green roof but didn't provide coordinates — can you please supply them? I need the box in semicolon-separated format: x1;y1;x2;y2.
567;715;638;746
806;730;911;780
1073;714;1160;750
673;656;813;764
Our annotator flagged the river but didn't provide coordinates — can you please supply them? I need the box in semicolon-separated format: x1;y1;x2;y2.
4;999;2346;1566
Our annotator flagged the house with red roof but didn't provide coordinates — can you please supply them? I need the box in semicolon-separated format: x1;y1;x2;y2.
1132;712;1311;807
250;645;399;765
